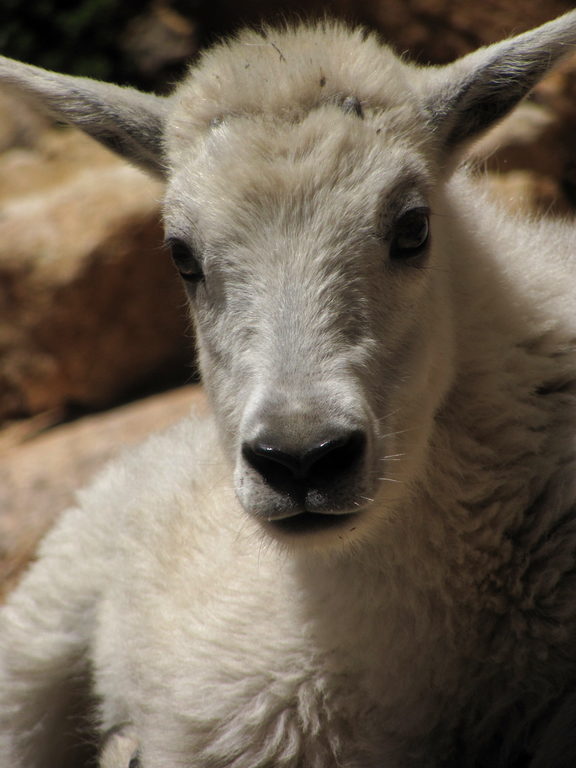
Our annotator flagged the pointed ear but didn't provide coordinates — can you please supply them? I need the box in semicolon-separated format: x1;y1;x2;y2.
419;10;576;152
0;56;169;178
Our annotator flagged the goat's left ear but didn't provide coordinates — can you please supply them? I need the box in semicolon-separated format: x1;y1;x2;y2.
420;10;576;152
0;56;168;178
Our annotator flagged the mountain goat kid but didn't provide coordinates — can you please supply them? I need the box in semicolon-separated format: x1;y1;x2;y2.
1;11;576;768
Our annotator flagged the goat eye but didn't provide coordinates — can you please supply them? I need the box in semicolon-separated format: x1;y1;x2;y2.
165;238;204;284
389;208;430;260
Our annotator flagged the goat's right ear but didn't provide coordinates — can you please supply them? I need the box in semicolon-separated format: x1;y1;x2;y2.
0;56;169;178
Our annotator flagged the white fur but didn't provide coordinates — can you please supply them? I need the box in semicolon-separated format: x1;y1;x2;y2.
1;15;576;768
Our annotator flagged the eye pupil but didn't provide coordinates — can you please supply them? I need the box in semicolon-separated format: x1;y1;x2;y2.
390;208;430;260
165;237;204;284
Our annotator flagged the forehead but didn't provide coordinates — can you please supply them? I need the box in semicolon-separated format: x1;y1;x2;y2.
164;115;429;241
166;22;422;150
163;22;432;239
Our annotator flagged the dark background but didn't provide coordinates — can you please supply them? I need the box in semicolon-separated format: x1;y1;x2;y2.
2;0;576;92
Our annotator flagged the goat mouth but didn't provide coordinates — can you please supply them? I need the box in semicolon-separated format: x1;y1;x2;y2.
268;510;359;535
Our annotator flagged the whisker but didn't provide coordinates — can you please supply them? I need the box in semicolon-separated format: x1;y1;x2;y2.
379;427;419;440
374;407;401;424
256;529;277;567
233;512;255;546
378;476;403;484
379;452;406;460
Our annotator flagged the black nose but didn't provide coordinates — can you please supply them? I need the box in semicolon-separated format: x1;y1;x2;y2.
242;429;366;490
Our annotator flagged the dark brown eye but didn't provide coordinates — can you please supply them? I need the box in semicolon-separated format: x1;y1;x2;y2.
390;208;430;260
165;237;204;284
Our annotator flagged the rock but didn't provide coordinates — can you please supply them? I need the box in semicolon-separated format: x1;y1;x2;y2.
481;171;573;217
357;0;576;63
0;89;50;153
0;124;117;202
0;122;191;424
0;385;206;600
121;1;199;90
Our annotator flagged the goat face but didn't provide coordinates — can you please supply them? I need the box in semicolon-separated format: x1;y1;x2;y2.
164;109;455;547
5;14;575;545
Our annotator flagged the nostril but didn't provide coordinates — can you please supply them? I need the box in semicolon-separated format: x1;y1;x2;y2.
308;430;365;479
242;429;366;488
243;441;303;479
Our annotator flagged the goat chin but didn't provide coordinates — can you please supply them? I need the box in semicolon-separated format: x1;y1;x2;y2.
2;10;576;768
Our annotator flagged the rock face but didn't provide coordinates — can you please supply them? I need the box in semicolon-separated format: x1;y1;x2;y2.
0;122;191;424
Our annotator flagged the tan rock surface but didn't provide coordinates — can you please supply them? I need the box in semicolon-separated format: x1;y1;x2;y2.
0;125;118;202
0;385;206;599
0;89;50;153
0;123;191;423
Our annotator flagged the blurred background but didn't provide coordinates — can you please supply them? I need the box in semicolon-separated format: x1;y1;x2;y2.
1;0;576;591
2;0;576;87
